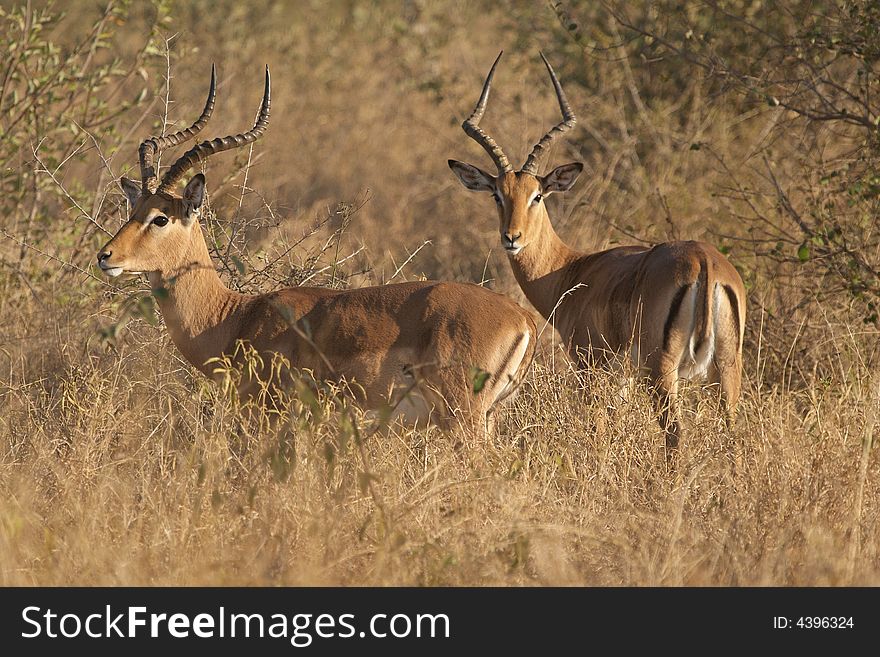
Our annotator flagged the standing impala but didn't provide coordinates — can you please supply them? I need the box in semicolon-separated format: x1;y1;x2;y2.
97;66;536;431
449;52;746;455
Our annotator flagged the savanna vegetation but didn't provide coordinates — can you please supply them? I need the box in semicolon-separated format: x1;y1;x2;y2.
0;0;877;585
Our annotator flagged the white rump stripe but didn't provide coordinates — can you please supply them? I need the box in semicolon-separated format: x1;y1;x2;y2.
678;282;721;380
492;331;531;404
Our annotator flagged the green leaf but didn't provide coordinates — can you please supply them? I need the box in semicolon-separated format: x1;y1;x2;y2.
469;366;490;394
797;242;811;262
231;255;246;275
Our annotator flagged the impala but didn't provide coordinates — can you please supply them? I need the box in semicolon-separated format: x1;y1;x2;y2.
449;52;746;455
97;66;536;431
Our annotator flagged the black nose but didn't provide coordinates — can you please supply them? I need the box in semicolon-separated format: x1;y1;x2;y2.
97;250;111;263
503;232;521;244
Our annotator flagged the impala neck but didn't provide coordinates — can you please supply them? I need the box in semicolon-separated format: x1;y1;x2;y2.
147;225;245;374
507;208;581;320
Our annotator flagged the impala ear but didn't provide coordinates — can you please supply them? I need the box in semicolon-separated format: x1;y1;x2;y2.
540;162;583;194
119;176;141;208
182;173;206;223
448;160;496;192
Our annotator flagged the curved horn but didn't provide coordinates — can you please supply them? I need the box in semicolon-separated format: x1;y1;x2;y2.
138;64;217;193
157;66;271;194
462;51;512;175
521;52;576;175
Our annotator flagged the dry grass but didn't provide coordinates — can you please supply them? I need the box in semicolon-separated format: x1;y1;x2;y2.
0;1;878;585
1;311;878;585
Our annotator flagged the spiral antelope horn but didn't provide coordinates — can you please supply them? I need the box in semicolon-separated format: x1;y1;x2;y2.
462;51;512;175
520;52;576;175
138;64;217;193
157;66;271;194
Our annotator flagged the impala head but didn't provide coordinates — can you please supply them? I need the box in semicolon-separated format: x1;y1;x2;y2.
97;66;271;277
448;52;583;255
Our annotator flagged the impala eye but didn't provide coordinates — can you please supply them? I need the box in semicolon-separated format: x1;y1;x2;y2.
493;194;502;206
152;215;169;227
532;194;543;205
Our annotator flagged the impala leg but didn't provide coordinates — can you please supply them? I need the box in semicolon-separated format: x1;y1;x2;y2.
709;359;741;427
649;357;681;468
709;348;743;472
656;382;680;460
725;352;742;429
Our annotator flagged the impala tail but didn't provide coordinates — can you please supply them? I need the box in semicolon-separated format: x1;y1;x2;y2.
690;260;715;373
666;258;742;380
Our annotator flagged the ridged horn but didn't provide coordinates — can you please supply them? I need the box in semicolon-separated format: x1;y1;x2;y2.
156;66;271;194
520;52;576;175
138;64;217;193
462;51;512;175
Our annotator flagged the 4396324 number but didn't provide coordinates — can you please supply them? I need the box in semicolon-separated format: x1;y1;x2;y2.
796;617;853;629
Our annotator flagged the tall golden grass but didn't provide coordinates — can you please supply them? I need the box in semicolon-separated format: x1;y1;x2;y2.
0;1;877;585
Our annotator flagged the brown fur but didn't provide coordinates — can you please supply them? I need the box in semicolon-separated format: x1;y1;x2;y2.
450;167;746;455
98;179;536;431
